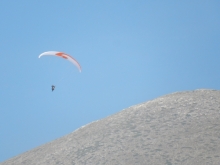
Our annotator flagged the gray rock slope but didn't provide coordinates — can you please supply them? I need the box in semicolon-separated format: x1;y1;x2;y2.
1;89;220;165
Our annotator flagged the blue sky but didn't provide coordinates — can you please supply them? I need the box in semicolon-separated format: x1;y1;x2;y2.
1;0;220;162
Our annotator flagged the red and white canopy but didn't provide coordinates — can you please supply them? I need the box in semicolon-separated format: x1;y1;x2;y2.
39;51;81;72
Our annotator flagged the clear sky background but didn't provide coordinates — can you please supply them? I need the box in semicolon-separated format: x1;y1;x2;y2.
0;0;220;162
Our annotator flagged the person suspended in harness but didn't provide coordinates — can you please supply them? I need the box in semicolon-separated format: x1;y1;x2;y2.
52;85;55;91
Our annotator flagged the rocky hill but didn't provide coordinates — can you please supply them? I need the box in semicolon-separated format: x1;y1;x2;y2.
1;89;220;165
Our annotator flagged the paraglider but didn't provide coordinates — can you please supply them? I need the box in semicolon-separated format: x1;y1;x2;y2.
38;51;81;72
52;85;55;91
39;51;81;91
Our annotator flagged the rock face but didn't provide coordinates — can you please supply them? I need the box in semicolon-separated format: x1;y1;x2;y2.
1;89;220;165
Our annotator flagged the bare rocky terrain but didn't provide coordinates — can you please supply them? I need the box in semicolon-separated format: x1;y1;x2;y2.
1;89;220;165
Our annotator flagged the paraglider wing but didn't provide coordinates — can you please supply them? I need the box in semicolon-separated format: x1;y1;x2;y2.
38;51;81;72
